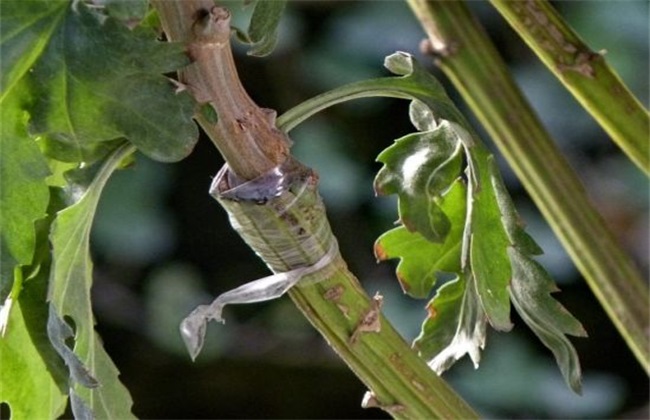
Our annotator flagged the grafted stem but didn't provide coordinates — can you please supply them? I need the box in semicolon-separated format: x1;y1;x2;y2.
152;1;478;418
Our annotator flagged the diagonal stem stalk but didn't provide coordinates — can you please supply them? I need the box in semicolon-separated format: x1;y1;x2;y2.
490;0;649;175
152;1;478;418
405;0;649;373
154;0;289;180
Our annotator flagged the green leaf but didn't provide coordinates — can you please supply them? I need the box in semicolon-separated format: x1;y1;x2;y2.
3;1;197;163
488;155;543;256
98;0;149;23
375;121;463;242
508;247;587;393
246;0;286;57
37;137;127;164
468;153;513;331
413;273;487;374
0;1;66;98
280;51;584;391
47;143;136;418
0;86;50;301
0;263;68;419
375;179;466;298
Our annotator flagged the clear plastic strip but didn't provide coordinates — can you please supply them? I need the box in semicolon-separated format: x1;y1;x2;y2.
180;241;338;360
180;159;339;360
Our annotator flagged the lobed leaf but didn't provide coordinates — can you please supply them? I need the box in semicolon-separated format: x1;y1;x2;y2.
2;1;197;164
0;2;197;415
375;121;463;243
468;153;513;331
350;52;582;387
0;265;68;419
508;247;587;393
375;179;466;298
413;273;487;374
277;51;584;390
0;87;50;301
47;143;136;418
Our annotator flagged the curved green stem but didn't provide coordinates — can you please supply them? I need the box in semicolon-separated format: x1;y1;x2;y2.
279;82;416;132
405;0;649;373
490;0;649;175
278;79;464;132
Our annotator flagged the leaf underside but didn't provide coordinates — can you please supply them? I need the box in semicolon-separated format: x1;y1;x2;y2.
46;144;136;418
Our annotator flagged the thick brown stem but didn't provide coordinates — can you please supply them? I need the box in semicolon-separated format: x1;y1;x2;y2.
153;0;289;179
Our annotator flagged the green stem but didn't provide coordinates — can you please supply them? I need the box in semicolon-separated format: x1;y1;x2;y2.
291;263;477;419
405;0;649;373
152;1;478;418
279;81;441;131
490;0;649;174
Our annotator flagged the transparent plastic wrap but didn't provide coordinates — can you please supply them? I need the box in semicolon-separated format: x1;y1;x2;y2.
181;158;340;359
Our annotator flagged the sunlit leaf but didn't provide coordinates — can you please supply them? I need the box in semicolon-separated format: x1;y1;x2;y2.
413;273;487;374
0;266;67;419
0;86;50;301
0;0;66;98
282;51;585;387
375;180;466;298
375;121;463;243
288;51;584;387
3;1;197;163
47;143;136;418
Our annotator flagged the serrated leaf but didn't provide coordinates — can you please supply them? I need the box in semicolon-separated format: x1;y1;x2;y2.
246;0;286;57
413;273;487;374
3;1;197;163
508;247;587;393
0;86;50;301
375;180;466;298
375;121;463;242
282;50;584;391
469;154;513;331
47;143;135;418
0;266;67;419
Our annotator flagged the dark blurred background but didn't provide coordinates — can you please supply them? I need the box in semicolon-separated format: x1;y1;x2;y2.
89;1;649;418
